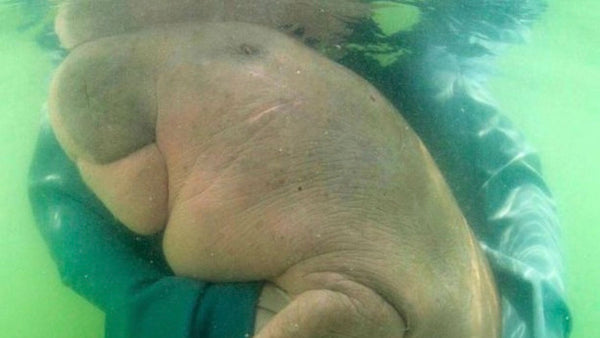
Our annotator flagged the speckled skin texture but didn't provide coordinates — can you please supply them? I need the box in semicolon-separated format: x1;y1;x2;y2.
49;21;499;337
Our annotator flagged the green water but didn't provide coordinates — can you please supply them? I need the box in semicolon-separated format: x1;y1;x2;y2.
0;23;105;338
489;0;600;335
1;1;598;337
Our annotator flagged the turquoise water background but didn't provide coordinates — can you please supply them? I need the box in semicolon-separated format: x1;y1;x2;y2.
1;1;598;336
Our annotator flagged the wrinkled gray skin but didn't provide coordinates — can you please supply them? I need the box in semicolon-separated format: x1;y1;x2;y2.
49;14;500;338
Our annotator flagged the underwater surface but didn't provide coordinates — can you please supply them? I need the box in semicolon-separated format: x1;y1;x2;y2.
0;0;598;337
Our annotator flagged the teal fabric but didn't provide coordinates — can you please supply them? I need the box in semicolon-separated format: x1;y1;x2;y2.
29;121;261;338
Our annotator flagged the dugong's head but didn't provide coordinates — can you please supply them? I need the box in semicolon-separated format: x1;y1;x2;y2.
47;0;376;235
47;4;502;338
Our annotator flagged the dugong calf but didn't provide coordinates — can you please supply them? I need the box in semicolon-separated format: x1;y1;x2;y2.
49;22;500;337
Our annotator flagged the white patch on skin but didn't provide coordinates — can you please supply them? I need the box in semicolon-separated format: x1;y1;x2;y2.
247;102;292;123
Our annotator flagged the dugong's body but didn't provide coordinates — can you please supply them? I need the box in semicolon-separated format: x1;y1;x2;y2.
50;22;499;337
